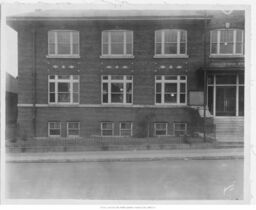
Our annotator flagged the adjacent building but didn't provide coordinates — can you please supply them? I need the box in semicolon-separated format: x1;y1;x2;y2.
6;9;244;142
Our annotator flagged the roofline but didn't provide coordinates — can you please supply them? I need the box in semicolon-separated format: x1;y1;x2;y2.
7;16;212;22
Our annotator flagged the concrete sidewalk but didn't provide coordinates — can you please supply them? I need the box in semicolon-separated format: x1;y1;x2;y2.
6;148;244;163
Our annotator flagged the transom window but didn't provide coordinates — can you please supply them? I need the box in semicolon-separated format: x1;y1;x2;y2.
154;123;168;136
67;122;80;137
102;75;133;104
48;30;79;56
119;122;132;137
174;122;187;136
155;75;187;105
102;30;133;56
48;122;61;137
49;75;79;104
155;29;187;56
210;29;243;55
101;122;114;136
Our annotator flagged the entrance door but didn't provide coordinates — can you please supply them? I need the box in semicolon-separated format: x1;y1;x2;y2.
216;87;236;116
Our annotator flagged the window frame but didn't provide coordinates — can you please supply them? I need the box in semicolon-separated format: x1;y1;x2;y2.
101;75;133;105
155;75;187;105
48;75;80;105
101;122;114;136
48;121;61;137
154;122;168;136
101;30;134;57
119;122;133;137
154;29;187;57
48;30;80;57
67;121;80;137
173;122;187;136
210;29;244;56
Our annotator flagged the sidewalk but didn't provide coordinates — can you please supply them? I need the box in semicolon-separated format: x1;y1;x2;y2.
6;148;244;163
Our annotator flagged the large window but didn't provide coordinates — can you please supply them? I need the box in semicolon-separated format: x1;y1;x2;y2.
119;122;132;137
48;30;79;56
155;75;187;105
102;30;133;56
49;75;79;104
67;122;80;137
48;122;61;137
155;29;187;56
101;122;114;136
154;123;168;136
102;75;133;104
210;29;243;55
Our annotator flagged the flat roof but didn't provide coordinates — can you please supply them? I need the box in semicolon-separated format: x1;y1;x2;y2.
7;9;211;21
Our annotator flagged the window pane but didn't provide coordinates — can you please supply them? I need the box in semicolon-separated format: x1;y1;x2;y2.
156;123;166;130
73;93;79;103
211;43;217;54
156;130;166;136
102;130;113;136
103;94;108;103
58;83;69;92
219;43;233;54
126;43;132;54
69;122;79;129
156;83;161;92
165;83;177;92
180;83;186;92
156;94;161;103
58;43;71;54
102;44;108;54
50;93;55;102
126;83;132;93
73;83;79;92
239;86;244;116
180;94;186;103
165;76;177;80
165;30;177;42
103;83;108;93
236;30;243;42
211;30;218;42
50;129;60;136
121;122;131;129
126;31;132;43
58;93;70;102
48;43;55;54
208;75;214;84
111;75;124;80
111;94;123;103
180;43;186;54
216;75;236;84
120;130;131;136
164;43;177;54
155;43;162;54
58;75;70;79
68;130;79;136
111;83;123;93
50;83;55;92
102;32;108;43
236;43;242;54
57;32;70;43
155;31;162;42
126;94;132;103
180;76;186;80
73;44;79;54
220;30;233;42
111;43;123;54
165;93;177;103
239;74;244;84
48;32;55;43
180;30;186;42
102;123;112;129
72;32;79;44
111;31;124;42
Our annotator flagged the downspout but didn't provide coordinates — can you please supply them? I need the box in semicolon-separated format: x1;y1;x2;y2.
203;11;208;142
32;28;37;138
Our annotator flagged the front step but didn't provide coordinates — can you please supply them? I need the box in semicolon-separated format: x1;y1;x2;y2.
214;117;244;142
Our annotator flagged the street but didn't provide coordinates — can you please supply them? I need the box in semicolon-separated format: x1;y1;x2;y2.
5;159;243;200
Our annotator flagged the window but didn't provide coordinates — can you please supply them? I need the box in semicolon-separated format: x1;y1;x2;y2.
210;29;243;55
48;30;79;56
49;75;79;104
120;122;132;136
102;30;133;56
102;75;133;104
101;122;114;136
154;123;168;136
155;75;187;105
155;29;187;56
174;122;187;136
67;122;80;137
48;122;61;137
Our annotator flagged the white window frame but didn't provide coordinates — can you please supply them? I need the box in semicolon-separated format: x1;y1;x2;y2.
48;75;80;104
210;29;244;56
119;122;133;137
101;75;133;104
48;122;61;137
174;122;187;136
67;122;80;137
101;30;133;57
48;30;80;57
154;29;187;56
155;75;187;105
154;122;168;136
101;122;114;136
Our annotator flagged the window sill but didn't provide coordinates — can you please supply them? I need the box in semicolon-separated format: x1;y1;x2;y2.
154;104;187;107
153;55;189;59
48;103;79;107
100;55;135;59
46;55;80;59
209;54;244;58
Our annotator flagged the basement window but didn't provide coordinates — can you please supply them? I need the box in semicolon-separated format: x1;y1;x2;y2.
48;122;61;137
67;122;80;137
174;122;187;136
101;122;114;136
119;122;132;137
154;123;168;136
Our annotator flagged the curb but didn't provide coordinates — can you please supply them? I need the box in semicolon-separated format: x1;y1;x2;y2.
6;155;244;163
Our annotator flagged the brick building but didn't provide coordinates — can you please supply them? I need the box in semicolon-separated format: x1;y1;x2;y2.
6;10;244;142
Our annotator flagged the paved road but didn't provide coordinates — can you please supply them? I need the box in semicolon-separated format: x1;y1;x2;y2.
5;159;243;200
